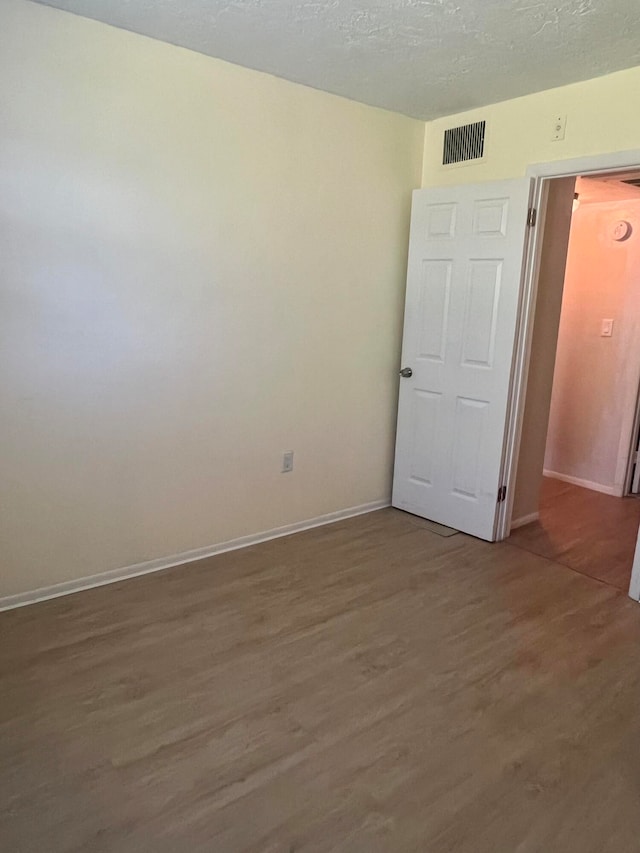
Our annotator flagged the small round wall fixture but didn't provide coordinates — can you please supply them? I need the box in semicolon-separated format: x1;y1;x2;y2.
613;220;632;242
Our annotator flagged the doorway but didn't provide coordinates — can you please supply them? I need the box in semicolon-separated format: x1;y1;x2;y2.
508;171;640;592
391;150;640;600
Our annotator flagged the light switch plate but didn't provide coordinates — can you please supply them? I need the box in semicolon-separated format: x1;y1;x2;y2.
601;319;614;337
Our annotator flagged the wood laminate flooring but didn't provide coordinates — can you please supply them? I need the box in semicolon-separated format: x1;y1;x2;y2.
509;476;640;592
1;508;640;852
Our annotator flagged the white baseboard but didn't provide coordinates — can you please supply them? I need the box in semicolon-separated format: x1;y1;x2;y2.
543;469;622;497
0;499;390;613
510;511;540;530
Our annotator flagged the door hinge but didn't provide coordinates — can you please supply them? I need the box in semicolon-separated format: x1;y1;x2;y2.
527;208;537;227
497;485;507;503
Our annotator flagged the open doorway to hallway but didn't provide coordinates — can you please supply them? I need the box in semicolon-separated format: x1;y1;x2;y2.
509;172;640;592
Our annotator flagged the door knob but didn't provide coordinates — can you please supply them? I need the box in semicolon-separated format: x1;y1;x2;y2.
399;367;413;378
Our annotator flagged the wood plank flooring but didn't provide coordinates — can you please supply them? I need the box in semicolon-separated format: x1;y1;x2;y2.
1;508;640;852
509;476;640;591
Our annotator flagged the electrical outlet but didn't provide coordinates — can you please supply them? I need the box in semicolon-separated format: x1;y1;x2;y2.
281;451;294;473
601;319;614;337
551;114;567;141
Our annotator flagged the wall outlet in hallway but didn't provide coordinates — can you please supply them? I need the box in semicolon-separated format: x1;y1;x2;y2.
281;451;294;473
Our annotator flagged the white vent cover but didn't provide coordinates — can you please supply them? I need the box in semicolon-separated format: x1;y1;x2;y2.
443;120;486;165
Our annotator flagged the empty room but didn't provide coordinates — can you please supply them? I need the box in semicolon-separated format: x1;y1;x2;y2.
2;1;640;851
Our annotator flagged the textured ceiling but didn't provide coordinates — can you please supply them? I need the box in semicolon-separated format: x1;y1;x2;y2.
31;0;640;120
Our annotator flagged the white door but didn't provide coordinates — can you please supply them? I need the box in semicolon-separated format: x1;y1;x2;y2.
392;178;532;540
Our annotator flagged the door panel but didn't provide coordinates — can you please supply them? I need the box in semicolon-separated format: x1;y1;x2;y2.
409;391;441;485
392;179;532;540
418;261;451;362
461;259;502;367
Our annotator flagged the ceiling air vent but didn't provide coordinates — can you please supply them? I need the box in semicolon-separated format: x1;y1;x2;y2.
443;120;486;165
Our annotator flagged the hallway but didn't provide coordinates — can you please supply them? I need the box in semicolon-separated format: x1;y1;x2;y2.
509;477;640;591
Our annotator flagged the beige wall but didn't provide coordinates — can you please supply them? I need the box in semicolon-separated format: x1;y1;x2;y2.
422;66;640;187
511;177;575;523
0;0;423;598
544;179;640;493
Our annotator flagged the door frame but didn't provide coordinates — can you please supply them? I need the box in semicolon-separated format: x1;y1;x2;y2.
496;148;640;601
623;381;640;495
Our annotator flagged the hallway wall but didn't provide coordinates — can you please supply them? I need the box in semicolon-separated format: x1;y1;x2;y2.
544;178;640;495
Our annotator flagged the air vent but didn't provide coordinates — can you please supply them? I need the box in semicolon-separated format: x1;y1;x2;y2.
443;120;486;165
